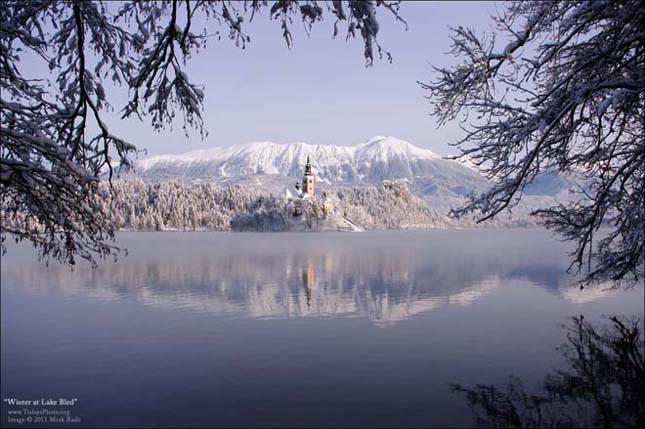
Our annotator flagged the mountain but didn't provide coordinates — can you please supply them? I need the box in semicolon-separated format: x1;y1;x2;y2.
134;136;489;207
130;135;581;221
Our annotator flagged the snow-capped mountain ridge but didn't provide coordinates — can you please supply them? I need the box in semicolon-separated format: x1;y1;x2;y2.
356;135;441;161
134;135;486;205
131;135;578;216
138;136;440;171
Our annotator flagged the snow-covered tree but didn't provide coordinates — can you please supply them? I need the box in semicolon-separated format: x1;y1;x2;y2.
422;1;644;286
89;179;449;233
0;0;406;265
333;185;447;229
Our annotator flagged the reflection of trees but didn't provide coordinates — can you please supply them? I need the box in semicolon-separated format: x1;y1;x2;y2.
1;232;580;324
0;250;520;323
453;316;644;428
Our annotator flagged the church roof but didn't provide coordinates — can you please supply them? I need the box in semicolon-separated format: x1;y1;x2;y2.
285;184;303;199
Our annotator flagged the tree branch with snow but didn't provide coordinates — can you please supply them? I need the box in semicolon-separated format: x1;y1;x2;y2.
421;0;644;286
0;0;405;265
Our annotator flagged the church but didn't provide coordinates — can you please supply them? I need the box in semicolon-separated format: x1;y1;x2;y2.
285;156;333;214
285;156;315;199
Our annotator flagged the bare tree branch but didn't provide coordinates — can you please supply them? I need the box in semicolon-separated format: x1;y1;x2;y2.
1;0;406;265
421;0;644;286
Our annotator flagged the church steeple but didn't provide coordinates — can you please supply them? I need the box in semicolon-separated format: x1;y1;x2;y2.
304;156;312;175
302;156;315;197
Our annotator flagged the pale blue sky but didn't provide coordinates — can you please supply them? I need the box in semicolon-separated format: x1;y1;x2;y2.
66;2;502;157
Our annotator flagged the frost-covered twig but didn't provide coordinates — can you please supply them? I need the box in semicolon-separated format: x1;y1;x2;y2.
421;0;644;286
0;0;406;265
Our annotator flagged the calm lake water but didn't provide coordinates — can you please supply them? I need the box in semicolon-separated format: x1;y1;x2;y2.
1;230;642;428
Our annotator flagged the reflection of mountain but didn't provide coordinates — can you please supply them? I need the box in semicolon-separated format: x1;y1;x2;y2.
1;231;580;325
559;285;618;304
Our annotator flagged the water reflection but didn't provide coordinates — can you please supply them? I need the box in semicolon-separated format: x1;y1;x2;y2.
0;231;617;325
453;315;644;428
1;231;641;428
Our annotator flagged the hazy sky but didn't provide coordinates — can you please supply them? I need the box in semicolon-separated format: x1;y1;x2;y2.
103;1;499;157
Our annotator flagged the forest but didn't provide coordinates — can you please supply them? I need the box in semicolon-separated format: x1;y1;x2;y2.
85;178;535;232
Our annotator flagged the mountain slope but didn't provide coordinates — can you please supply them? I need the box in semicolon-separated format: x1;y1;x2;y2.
135;136;489;205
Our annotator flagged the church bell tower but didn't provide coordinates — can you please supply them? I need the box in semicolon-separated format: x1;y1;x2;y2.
302;156;315;197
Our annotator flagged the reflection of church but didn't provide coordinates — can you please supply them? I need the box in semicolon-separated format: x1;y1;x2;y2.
302;255;316;308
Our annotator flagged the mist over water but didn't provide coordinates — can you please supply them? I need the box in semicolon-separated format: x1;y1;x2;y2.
1;231;641;427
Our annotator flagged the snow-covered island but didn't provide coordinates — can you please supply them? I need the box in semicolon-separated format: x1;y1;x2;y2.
101;175;452;233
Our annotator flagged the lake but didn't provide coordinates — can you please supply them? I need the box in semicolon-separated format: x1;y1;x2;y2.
1;230;642;428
